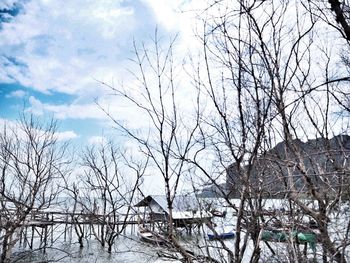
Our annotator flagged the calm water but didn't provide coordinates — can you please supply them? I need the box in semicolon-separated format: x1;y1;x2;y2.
13;224;235;262
14;233;176;262
11;199;350;262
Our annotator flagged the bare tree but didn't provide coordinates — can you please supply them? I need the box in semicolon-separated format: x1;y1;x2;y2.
79;142;145;253
0;115;70;262
99;30;201;261
305;0;350;41
185;0;350;262
92;1;350;262
303;0;350;117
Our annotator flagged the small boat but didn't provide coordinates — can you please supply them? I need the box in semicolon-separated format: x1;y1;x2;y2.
138;226;166;245
208;231;235;240
211;210;227;218
261;228;317;251
261;229;288;242
207;225;235;241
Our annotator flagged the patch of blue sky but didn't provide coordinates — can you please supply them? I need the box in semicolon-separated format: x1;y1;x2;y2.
0;82;75;117
0;10;18;24
0;84;24;119
59;119;99;145
61;118;128;144
0;0;26;25
3;55;27;68
0;0;190;145
0;7;19;22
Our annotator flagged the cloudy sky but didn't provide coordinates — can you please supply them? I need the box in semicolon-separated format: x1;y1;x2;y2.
0;0;202;145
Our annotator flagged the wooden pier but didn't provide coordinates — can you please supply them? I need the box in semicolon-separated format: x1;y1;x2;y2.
20;210;142;226
4;209;144;253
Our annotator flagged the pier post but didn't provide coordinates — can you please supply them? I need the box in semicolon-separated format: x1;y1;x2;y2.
69;215;73;242
50;213;54;245
39;226;43;248
24;227;28;248
19;228;23;246
30;226;34;249
43;225;48;253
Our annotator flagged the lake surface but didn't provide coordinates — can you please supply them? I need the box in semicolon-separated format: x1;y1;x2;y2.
14;233;177;262
11;198;350;262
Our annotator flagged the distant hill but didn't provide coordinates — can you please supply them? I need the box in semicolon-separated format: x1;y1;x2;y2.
226;135;350;198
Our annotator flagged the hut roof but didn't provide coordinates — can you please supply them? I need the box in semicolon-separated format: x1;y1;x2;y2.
134;195;202;213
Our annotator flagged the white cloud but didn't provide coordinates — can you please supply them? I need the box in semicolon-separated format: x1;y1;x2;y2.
0;0;18;9
0;0;206;101
27;96;44;115
25;95;152;132
26;96;106;120
47;103;107;120
88;136;108;145
0;0;154;97
56;130;79;141
142;0;181;31
0;0;210;153
0;117;78;142
0;0;205;133
5;89;26;98
142;0;206;51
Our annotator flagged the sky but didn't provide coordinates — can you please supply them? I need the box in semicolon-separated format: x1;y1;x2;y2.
0;0;202;146
2;1;347;195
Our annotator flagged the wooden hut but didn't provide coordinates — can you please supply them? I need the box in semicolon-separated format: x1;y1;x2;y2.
134;195;212;233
